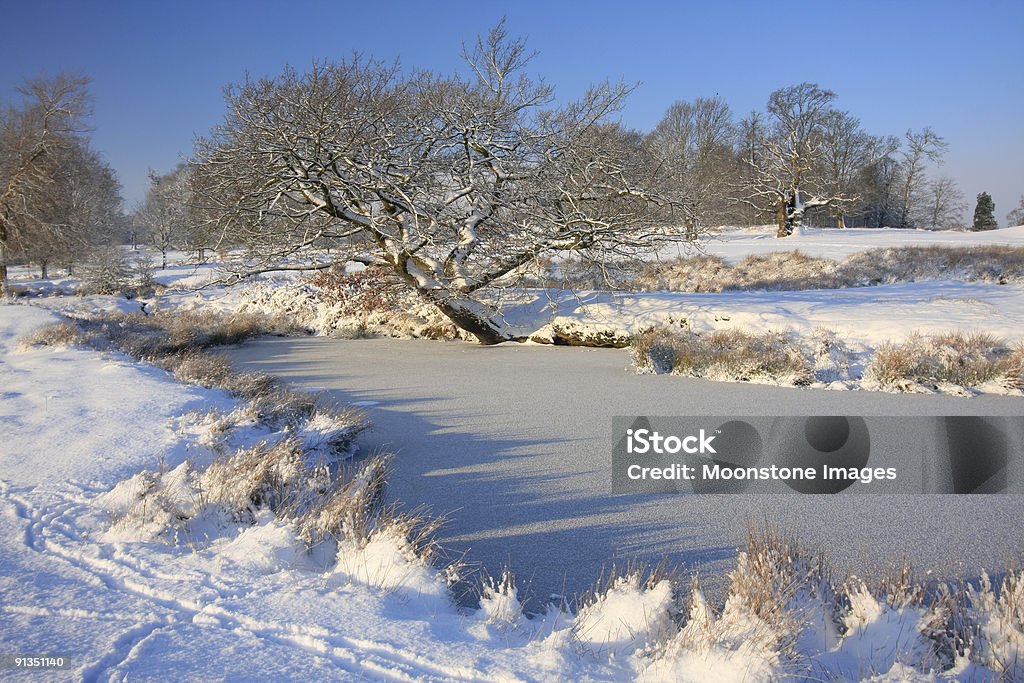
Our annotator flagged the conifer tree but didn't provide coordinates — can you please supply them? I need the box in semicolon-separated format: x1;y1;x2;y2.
972;192;997;231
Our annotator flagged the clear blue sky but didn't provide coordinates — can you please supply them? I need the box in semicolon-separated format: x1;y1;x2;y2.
2;0;1022;222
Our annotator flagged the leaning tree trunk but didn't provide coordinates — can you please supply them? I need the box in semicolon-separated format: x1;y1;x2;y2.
392;257;518;344
419;289;516;345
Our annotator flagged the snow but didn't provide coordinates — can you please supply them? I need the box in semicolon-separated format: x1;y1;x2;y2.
503;280;1024;348
675;224;1024;264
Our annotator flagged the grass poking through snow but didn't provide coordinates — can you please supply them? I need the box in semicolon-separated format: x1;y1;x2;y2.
637;245;1024;293
632;327;814;385
864;332;1024;393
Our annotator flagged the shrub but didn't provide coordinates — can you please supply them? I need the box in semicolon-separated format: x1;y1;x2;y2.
636;254;732;292
16;321;89;350
633;327;813;385
78;247;136;296
310;265;412;318
866;333;1023;391
161;351;233;387
631;327;689;374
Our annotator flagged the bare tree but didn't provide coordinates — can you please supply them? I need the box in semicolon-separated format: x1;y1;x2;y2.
816;110;887;229
0;74;92;295
923;175;967;229
135;164;192;269
19;142;122;277
1005;195;1024;227
896;127;947;228
647;96;734;233
193;23;684;343
739;83;844;237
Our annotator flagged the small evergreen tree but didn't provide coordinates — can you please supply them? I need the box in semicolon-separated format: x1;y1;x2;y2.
972;192;998;231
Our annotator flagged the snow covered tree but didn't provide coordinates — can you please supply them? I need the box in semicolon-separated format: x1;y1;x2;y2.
972;192;997;231
18;141;123;277
193;23;685;343
816;110;885;229
1005;195;1024;227
739;83;846;237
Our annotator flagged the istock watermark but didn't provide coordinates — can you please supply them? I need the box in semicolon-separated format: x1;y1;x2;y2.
611;416;1023;495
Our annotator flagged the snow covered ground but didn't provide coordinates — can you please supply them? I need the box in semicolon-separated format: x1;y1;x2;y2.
506;279;1024;349
679;224;1024;263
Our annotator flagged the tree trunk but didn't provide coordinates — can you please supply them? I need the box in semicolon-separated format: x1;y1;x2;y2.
40;261;48;279
161;249;167;270
775;197;789;238
0;230;10;299
420;289;516;345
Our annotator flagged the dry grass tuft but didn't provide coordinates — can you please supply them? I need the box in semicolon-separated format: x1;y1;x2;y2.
16;321;90;350
866;332;1023;391
726;527;834;657
632;327;813;385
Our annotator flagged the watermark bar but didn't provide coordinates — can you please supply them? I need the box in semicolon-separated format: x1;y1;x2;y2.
612;416;1024;494
0;654;72;670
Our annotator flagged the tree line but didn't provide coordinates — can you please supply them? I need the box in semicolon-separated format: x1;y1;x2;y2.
0;75;123;295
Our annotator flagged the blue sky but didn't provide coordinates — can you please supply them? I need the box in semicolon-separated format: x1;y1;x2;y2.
2;0;1022;221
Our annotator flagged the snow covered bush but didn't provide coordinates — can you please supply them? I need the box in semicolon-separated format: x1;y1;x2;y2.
840;245;1024;286
644;530;835;681
15;320;84;350
20;309;287;359
636;254;733;292
636;250;837;293
632;326;813;385
477;569;525;629
77;247;136;296
162;350;233;387
865;332;1024;393
963;570;1024;679
631;326;689;374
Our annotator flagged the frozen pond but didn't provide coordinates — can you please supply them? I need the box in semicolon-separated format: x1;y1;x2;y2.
229;336;1024;608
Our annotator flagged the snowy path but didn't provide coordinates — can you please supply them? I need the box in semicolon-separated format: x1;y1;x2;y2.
228;337;1024;608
